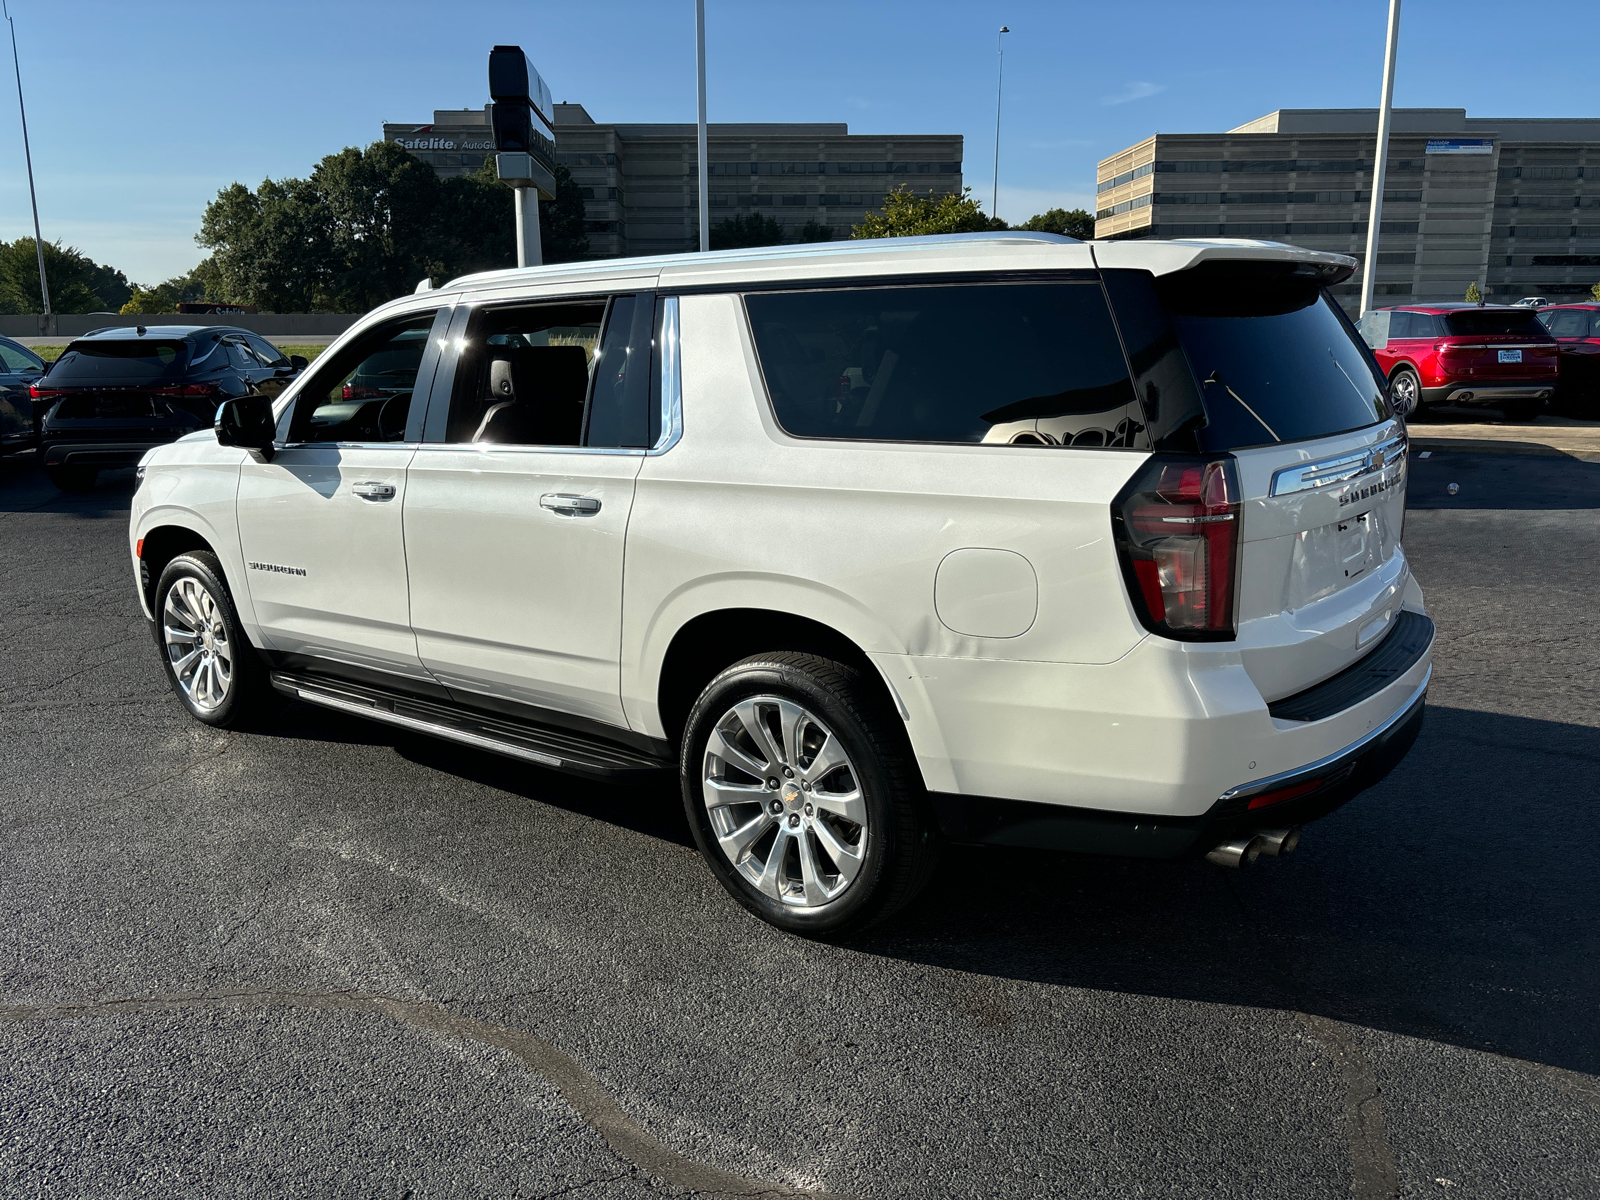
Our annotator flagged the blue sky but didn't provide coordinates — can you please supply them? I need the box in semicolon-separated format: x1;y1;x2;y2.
4;0;1599;285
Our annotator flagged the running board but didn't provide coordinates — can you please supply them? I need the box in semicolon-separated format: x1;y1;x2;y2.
269;671;671;780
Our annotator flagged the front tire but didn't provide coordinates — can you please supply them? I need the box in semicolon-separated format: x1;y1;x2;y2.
680;652;938;936
1388;366;1422;420
153;552;274;728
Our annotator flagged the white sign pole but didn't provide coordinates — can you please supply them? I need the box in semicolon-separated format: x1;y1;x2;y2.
1360;0;1401;317
515;186;542;268
696;0;709;253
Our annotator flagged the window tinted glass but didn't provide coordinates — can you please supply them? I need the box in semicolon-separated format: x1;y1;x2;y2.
1152;262;1387;451
245;334;289;367
1545;309;1591;338
0;340;42;371
49;339;189;384
583;295;654;448
1444;310;1547;337
288;313;438;443
746;282;1142;447
223;338;258;370
443;302;604;445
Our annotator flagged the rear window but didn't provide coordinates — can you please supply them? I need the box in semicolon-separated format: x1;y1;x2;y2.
1105;262;1388;452
49;339;190;383
746;281;1142;447
1444;310;1548;337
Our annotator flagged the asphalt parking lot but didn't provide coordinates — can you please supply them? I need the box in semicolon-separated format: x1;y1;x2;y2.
1;447;1597;1200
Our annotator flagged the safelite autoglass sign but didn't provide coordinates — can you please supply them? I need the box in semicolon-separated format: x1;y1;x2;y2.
1425;138;1494;155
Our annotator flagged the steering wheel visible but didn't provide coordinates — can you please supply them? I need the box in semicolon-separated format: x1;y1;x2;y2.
376;391;412;441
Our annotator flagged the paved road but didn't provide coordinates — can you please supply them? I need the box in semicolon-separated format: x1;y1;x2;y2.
1;448;1596;1200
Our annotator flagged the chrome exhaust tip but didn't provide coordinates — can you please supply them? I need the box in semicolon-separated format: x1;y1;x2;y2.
1206;836;1265;868
1255;827;1301;857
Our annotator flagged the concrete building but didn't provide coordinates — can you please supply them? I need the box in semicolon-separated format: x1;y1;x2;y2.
383;104;963;260
1095;107;1600;310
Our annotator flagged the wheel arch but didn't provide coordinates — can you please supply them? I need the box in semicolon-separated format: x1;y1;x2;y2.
136;522;217;615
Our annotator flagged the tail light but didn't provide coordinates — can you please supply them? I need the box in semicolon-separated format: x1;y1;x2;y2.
28;384;64;400
343;385;383;400
1111;455;1242;641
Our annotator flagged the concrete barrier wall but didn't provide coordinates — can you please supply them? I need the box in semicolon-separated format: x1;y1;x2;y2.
0;313;362;338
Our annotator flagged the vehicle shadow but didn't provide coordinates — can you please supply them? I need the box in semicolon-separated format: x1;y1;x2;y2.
853;702;1600;1079
1408;448;1600;510
0;455;136;517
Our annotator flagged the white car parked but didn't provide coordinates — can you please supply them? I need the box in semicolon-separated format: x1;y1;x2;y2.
130;233;1432;934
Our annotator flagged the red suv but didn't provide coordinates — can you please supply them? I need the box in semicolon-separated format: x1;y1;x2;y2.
1535;303;1600;417
1356;303;1558;422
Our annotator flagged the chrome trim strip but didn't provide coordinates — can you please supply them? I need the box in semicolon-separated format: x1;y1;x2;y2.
648;295;683;456
1218;663;1431;802
407;444;646;458
288;685;563;768
1444;386;1554;402
1269;433;1406;498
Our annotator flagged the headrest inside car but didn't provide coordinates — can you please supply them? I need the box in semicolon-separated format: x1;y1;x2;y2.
490;357;516;399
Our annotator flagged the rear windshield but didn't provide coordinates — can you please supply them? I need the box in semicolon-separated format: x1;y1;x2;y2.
1443;310;1548;337
746;281;1142;447
1104;262;1388;452
49;339;190;384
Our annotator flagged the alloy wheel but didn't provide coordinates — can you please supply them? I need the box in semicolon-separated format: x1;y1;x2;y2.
701;695;868;908
162;576;234;712
1390;370;1419;417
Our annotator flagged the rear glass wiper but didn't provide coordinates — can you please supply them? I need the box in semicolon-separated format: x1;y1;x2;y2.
1203;370;1280;442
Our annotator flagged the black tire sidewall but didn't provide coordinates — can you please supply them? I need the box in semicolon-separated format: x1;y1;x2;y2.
1390;367;1422;419
152;551;263;727
680;657;910;936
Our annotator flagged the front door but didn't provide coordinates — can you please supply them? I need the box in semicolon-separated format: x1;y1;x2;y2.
403;292;655;728
236;308;446;682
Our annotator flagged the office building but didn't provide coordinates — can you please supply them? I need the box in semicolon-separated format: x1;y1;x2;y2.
384;104;963;260
1096;107;1600;309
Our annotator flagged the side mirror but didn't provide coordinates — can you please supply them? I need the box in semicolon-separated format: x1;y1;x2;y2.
289;354;308;371
215;395;277;462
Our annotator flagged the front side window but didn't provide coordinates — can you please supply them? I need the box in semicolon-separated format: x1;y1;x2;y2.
245;334;290;368
746;281;1142;447
0;339;43;372
1541;309;1590;338
440;301;606;446
286;311;439;444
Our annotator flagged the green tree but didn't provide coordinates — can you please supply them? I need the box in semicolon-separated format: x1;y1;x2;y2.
710;212;785;250
851;186;1004;239
1017;207;1096;240
1590;280;1600;303
120;261;220;315
0;238;129;314
797;219;834;244
539;163;590;264
1464;281;1483;303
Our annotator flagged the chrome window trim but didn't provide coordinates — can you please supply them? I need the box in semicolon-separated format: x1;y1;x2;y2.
648;295;683;456
1269;432;1407;497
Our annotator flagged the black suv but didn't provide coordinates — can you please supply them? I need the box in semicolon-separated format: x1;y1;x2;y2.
33;325;305;491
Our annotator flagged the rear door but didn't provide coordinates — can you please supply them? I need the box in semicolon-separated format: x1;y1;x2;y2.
235;308;446;681
402;291;655;727
1102;261;1411;703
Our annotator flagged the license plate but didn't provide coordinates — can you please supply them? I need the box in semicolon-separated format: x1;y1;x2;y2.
1499;349;1522;363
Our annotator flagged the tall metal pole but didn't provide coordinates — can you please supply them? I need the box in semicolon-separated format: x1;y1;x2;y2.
4;0;50;318
695;0;709;252
514;186;541;269
991;26;1009;221
1360;0;1401;317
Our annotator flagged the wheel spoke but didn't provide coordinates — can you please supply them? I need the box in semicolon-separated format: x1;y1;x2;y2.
718;811;775;863
172;646;202;679
706;727;771;783
810;786;866;827
753;825;791;899
163;624;198;644
800;734;849;785
812;817;864;885
777;699;809;771
178;580;207;627
702;775;766;812
797;829;830;905
731;700;785;773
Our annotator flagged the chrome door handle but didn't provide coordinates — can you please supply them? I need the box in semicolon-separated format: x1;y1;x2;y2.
540;493;601;516
352;481;396;501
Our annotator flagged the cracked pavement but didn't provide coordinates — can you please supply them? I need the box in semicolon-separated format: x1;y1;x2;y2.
1;449;1597;1199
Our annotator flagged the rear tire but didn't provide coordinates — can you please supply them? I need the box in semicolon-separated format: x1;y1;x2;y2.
46;465;97;492
153;551;275;728
680;651;938;936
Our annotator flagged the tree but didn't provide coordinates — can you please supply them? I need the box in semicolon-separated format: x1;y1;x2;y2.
539;163;590;264
710;212;785;250
851;186;1004;239
797;219;834;244
121;261;221;314
1464;281;1483;303
1017;207;1096;240
1590;280;1600;303
0;238;131;314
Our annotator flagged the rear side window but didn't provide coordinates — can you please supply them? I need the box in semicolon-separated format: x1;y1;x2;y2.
0;339;43;371
1107;262;1389;452
1444;310;1547;337
49;339;190;384
746;282;1143;447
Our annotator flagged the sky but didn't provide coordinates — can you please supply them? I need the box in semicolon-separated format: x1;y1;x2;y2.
4;0;1600;286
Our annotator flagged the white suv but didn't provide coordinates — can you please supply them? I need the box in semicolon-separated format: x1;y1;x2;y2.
129;233;1431;934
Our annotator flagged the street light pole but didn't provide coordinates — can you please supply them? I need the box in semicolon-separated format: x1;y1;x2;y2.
1360;0;1401;317
992;26;1009;221
696;0;709;252
4;0;50;321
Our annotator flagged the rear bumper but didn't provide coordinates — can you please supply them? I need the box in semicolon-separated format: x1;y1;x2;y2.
42;441;165;468
1420;382;1556;406
932;671;1428;859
